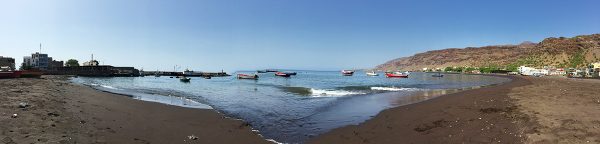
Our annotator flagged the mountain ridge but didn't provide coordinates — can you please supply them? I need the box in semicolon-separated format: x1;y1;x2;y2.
376;33;600;71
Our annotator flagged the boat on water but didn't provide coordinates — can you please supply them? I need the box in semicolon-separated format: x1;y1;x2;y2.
341;70;354;76
0;71;22;79
283;72;297;75
266;69;278;73
180;76;191;82
366;71;379;76
204;76;212;79
257;70;267;73
432;72;444;77
237;74;259;80
385;72;409;78
275;72;292;77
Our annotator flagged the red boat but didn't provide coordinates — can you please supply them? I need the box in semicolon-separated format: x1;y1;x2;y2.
237;74;259;80
385;72;409;78
275;72;291;77
341;70;354;76
0;71;22;79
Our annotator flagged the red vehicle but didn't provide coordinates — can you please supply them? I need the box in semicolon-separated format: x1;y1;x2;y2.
0;71;22;79
275;72;291;77
385;72;408;78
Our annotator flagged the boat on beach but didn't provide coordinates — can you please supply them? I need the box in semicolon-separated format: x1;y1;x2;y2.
275;72;292;77
341;70;354;76
385;72;409;78
237;74;259;80
20;70;43;78
0;71;22;79
366;71;379;76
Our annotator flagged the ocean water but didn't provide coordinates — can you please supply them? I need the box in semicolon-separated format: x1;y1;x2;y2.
71;71;510;143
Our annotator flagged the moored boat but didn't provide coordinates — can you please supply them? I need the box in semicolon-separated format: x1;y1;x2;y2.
0;71;22;79
341;70;354;76
237;74;259;80
180;76;191;82
257;70;267;73
432;72;444;77
385;72;408;78
283;72;297;75
275;72;291;77
366;71;379;76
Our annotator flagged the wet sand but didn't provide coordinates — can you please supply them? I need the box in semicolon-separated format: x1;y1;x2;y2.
0;76;270;144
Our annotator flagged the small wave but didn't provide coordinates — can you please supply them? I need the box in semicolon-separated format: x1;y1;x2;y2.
370;87;419;91
309;89;366;97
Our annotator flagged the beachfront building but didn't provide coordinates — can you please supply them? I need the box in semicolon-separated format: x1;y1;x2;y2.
82;60;99;66
518;66;548;76
0;56;16;71
22;52;55;70
547;68;566;76
587;62;600;77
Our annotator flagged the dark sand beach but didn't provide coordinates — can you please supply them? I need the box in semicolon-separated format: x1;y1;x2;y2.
309;75;600;144
0;76;269;144
2;75;599;144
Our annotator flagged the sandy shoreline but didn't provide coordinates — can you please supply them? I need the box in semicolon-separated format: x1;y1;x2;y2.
2;75;599;143
0;76;270;144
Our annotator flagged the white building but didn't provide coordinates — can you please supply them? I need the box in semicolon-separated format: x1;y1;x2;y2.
22;52;53;70
518;66;548;76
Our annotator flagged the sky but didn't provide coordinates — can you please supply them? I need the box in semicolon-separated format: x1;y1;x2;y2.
1;0;599;72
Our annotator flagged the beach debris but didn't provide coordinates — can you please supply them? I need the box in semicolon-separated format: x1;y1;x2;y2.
187;135;198;140
11;114;18;118
47;112;60;117
18;102;29;108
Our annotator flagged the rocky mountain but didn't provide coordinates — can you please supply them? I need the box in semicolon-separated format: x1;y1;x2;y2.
376;34;600;71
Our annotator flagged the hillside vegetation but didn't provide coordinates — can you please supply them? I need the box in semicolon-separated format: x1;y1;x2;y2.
376;34;600;71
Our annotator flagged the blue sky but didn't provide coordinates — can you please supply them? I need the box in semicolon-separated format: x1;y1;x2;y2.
1;0;599;71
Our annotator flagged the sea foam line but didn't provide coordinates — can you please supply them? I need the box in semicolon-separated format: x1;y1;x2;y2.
370;87;420;91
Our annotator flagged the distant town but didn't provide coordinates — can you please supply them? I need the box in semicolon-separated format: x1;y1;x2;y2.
0;47;230;78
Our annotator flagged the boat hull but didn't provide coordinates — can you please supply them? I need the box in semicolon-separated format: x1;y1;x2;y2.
275;72;291;77
238;74;259;80
385;73;408;78
0;71;22;79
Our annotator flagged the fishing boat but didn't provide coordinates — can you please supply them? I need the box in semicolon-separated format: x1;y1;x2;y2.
0;71;22;79
204;76;212;79
266;69;278;73
275;72;291;77
180;76;191;82
283;72;297;75
385;72;409;78
341;70;354;76
237;74;259;80
20;70;43;78
366;71;379;76
257;70;267;73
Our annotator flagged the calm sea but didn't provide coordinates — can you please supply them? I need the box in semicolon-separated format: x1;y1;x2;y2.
71;71;510;143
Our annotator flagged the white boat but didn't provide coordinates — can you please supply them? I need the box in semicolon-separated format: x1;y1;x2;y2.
366;71;379;76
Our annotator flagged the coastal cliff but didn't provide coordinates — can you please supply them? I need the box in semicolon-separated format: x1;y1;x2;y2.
376;34;600;71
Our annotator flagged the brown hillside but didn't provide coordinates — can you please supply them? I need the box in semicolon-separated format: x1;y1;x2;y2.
376;34;600;71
